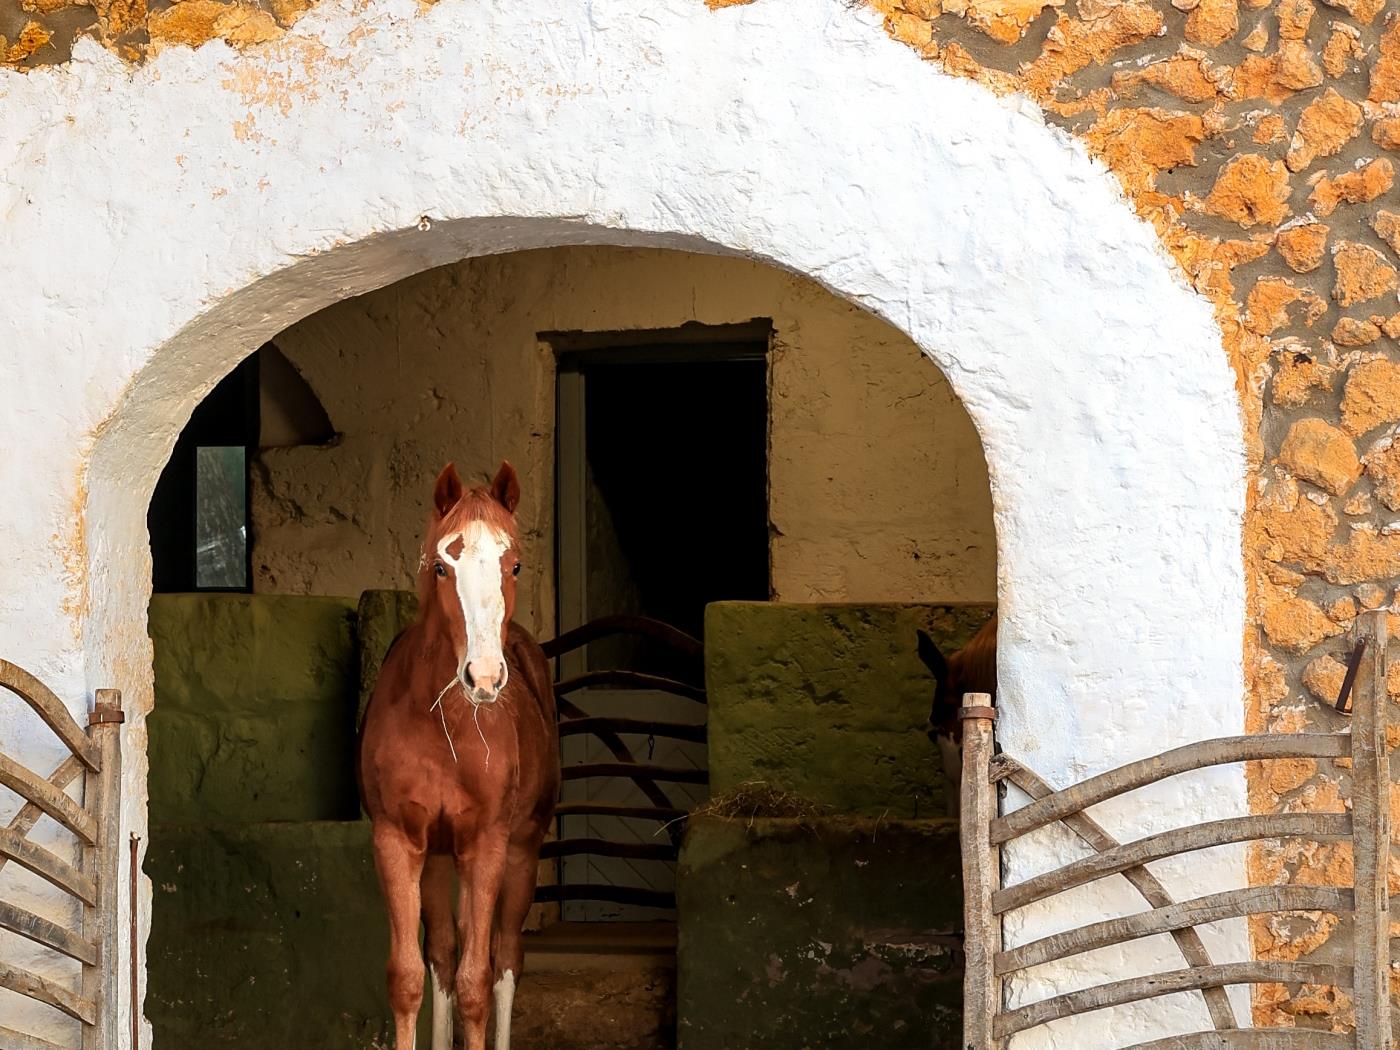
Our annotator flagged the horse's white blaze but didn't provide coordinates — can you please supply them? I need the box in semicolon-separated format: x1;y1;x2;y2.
437;521;512;699
493;970;515;1050
430;970;453;1050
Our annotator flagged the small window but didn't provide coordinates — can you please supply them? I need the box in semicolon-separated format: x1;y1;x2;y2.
149;354;259;593
194;446;248;589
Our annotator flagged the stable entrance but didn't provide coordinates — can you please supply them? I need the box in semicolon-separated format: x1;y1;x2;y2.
552;324;769;920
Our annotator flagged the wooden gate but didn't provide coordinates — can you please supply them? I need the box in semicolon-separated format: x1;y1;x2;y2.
537;615;707;916
961;610;1392;1049
0;661;123;1050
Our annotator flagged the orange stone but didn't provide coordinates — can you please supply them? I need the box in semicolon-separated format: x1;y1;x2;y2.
1373;210;1400;257
1241;21;1268;52
147;0;227;48
1310;159;1395;217
1275;223;1328;273
1084;108;1205;194
1333;241;1399;308
1262;593;1345;652
1245;276;1327;334
1375;118;1400;153
943;0;1063;44
1370;17;1400;105
1303;653;1347;703
1323;25;1363;77
1342;357;1400;435
1367;440;1400;512
1202;153;1292;228
1278;417;1362;494
1285;88;1363;172
1256;490;1338;569
1333;317;1382;346
1112;50;1224;104
1254;113;1287;145
1317;0;1385;22
1186;0;1238;46
1276;0;1312;39
1271;350;1334;407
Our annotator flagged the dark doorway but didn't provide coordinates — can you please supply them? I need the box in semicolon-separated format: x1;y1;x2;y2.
552;322;770;921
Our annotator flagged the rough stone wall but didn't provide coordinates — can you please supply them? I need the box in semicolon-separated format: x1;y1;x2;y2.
253;245;997;623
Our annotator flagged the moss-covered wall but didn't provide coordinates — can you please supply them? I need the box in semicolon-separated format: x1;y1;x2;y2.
147;593;360;823
144;821;412;1048
675;816;963;1050
704;602;994;818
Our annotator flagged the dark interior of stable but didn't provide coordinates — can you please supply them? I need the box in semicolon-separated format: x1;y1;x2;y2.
140;247;996;1050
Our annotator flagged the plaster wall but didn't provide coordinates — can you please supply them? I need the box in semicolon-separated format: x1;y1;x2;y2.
0;0;1246;1045
252;246;998;622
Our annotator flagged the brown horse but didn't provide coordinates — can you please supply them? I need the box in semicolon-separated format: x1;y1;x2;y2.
917;613;997;815
358;461;560;1050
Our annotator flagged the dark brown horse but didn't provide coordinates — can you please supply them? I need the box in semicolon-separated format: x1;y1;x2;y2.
917;614;997;814
359;462;559;1050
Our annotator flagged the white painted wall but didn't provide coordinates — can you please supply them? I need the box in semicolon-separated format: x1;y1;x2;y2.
0;0;1247;1045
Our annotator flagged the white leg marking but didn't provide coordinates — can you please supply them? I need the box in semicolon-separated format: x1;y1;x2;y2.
493;970;516;1050
430;968;454;1050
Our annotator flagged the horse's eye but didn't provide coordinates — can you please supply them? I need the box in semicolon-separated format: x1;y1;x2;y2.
512;563;522;577
434;562;447;578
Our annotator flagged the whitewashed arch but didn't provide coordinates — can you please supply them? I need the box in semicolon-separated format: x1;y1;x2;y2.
0;0;1247;1044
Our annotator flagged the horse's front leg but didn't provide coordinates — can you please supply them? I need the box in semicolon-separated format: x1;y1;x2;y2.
454;832;509;1050
372;823;428;1050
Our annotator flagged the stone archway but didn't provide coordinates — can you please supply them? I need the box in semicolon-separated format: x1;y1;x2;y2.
1;0;1246;1044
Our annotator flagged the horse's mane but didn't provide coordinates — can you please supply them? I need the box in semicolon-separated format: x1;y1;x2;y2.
951;613;998;700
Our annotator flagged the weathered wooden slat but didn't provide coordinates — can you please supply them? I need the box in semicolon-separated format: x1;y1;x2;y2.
552;802;687;822
992;733;1349;845
541;615;702;660
557;717;706;743
0;661;100;770
994;962;1352;1039
1120;1031;1353;1050
1350;610;1391;1050
561;763;708;784
556;670;705;704
0;756;83;879
996;885;1353;975
83;688;124;1050
0;900;98;965
533;884;675;909
0;753;97;844
998;758;1237;1030
539;837;678;862
993;812;1351;915
0;826;96;904
959;700;1000;1050
0;1024;68;1050
0;961;98;1025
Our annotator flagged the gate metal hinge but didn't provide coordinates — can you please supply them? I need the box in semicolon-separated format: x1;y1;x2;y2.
89;705;125;725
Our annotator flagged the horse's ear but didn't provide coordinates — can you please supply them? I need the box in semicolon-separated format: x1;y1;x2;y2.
491;460;521;514
433;463;464;517
916;629;947;683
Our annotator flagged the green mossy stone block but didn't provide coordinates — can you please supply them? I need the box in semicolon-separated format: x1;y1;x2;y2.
356;589;419;727
676;815;963;1050
144;821;430;1049
148;594;360;823
704;602;994;818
